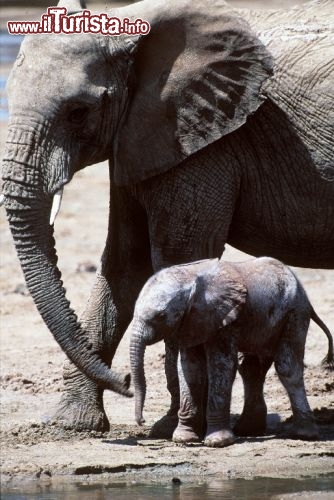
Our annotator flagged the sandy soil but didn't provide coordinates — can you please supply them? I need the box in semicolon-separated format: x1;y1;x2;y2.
0;0;334;491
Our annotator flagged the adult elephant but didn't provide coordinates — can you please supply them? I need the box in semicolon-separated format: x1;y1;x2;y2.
1;0;333;434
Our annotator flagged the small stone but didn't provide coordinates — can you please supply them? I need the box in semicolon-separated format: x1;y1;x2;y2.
22;378;33;385
172;477;181;485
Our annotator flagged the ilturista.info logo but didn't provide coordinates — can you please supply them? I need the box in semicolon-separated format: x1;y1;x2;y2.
7;7;151;36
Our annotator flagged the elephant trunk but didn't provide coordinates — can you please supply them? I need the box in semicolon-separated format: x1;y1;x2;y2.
2;152;132;397
129;319;149;425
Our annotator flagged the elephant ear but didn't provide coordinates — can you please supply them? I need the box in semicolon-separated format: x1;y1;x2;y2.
216;268;247;328
178;264;246;347
113;1;273;185
178;275;210;347
199;263;248;328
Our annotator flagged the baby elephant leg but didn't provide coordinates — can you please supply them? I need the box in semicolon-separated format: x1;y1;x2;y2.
234;355;273;436
275;320;319;440
172;344;207;443
204;337;238;447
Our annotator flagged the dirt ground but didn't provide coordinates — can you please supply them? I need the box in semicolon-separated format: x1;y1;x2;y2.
0;0;334;492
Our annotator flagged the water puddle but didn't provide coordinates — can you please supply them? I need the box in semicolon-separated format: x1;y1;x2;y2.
2;474;334;499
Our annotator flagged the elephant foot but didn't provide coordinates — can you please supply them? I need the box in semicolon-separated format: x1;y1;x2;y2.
284;418;320;441
51;359;111;432
172;423;201;443
204;428;236;448
51;394;110;432
149;413;178;439
234;405;267;437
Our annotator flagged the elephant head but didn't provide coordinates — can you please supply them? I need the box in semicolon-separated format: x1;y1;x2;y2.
1;0;271;391
129;259;247;425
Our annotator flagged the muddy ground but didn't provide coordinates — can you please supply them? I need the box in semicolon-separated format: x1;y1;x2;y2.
0;0;334;493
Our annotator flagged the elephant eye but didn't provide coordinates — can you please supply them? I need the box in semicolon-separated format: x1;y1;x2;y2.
67;106;89;125
156;311;167;321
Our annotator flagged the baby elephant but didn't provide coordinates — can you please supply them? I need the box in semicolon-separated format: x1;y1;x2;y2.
128;257;333;447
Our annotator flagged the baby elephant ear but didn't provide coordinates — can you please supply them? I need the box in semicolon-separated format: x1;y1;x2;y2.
114;3;273;185
218;270;247;328
222;302;244;328
178;275;211;346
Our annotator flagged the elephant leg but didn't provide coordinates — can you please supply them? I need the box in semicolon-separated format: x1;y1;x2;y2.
52;273;120;431
234;355;273;436
275;319;319;440
204;337;238;447
149;338;181;438
172;345;207;443
165;339;181;416
52;184;152;431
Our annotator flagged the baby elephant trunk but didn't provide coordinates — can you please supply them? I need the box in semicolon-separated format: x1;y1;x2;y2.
129;319;148;425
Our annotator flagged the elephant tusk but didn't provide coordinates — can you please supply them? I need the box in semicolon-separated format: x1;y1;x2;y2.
49;188;63;225
0;194;4;207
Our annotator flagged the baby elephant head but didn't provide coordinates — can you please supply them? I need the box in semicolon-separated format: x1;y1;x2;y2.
128;269;196;425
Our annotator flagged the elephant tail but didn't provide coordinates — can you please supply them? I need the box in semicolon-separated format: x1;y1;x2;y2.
310;308;333;370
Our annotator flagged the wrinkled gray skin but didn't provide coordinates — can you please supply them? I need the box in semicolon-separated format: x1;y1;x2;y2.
1;0;334;433
129;257;333;447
